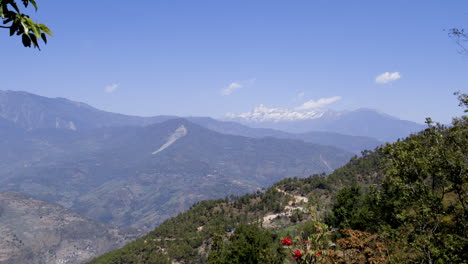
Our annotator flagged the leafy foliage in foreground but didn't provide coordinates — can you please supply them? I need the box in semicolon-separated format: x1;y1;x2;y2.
0;0;52;48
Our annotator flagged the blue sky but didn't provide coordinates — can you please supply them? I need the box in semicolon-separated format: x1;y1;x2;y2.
2;0;468;124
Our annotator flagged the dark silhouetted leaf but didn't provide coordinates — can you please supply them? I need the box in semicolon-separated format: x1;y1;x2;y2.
41;32;46;43
21;33;31;47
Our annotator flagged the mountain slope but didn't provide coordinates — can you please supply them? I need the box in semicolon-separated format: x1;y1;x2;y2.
86;149;384;264
0;90;174;130
0;119;353;231
0;192;137;264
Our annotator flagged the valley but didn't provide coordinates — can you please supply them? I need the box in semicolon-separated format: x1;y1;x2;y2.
0;90;460;264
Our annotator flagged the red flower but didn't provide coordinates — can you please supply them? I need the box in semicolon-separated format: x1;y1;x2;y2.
294;250;303;260
316;251;322;257
281;237;292;246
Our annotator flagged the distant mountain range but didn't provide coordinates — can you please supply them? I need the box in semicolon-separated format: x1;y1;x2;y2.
0;90;413;153
185;117;383;153
225;108;425;142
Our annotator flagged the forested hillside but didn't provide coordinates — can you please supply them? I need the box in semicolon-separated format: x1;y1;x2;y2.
88;94;467;264
86;149;385;263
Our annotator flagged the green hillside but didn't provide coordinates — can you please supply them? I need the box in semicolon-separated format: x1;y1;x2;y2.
88;94;467;264
86;150;385;263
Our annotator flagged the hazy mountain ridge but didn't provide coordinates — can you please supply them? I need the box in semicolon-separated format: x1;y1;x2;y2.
186;117;383;153
226;108;425;141
0;118;352;231
1;90;414;152
0;90;174;130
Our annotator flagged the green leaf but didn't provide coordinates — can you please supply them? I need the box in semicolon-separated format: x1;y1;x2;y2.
20;20;29;35
38;23;52;36
25;18;41;39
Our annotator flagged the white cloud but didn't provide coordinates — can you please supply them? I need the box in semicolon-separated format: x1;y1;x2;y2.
375;72;401;84
225;96;341;122
295;96;341;110
221;78;256;96
221;82;243;96
104;83;119;93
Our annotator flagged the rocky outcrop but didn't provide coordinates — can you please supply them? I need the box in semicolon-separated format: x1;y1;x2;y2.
0;192;137;264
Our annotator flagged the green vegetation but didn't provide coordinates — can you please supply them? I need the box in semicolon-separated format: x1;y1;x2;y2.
87;152;384;263
89;94;467;264
0;0;51;48
88;190;292;264
207;224;285;264
326;93;468;263
284;93;468;262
